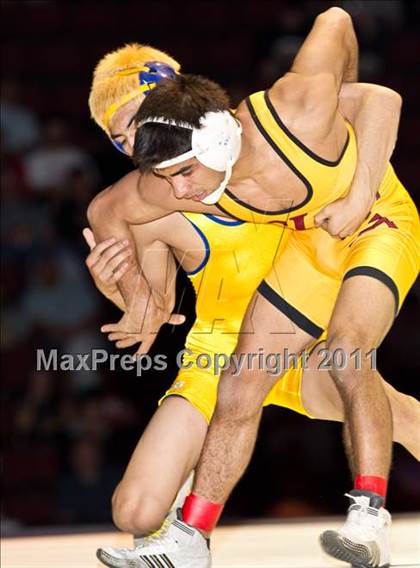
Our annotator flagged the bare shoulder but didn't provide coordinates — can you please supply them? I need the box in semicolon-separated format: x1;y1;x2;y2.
268;72;339;133
271;72;337;113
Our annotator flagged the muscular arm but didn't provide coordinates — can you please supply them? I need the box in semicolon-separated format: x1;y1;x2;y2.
83;221;178;318
101;225;180;352
87;167;223;304
131;224;178;314
83;229;128;312
290;7;358;84
338;82;402;203
315;80;402;237
272;8;401;236
88;171;185;348
269;8;358;140
87;170;171;307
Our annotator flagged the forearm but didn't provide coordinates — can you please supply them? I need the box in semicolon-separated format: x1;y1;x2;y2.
136;237;178;313
87;189;147;307
339;83;402;201
95;281;126;312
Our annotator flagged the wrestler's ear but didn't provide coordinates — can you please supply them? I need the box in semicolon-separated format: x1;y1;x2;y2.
83;227;96;251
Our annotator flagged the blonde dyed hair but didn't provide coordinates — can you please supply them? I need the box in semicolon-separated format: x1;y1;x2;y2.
89;43;181;134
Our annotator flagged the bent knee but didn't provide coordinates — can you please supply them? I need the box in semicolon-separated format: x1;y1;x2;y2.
112;490;167;535
326;328;370;354
326;330;376;384
215;368;273;421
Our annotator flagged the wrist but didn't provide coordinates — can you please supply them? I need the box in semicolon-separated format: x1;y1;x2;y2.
95;280;118;298
349;163;375;201
118;268;148;304
346;180;375;208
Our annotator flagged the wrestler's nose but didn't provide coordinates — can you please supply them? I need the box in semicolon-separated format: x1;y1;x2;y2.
172;176;190;199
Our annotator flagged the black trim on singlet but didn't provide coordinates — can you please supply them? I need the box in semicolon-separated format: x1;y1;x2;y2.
258;280;324;339
214;201;247;221
264;90;350;167
220;97;313;217
343;266;399;315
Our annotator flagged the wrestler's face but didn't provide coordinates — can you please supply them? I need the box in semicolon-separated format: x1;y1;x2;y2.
153;158;225;201
108;97;145;156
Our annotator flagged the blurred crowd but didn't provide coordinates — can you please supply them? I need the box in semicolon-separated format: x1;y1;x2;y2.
1;0;419;530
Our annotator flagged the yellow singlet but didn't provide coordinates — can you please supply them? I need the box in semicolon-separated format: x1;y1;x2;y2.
160;213;312;422
259;168;420;336
217;90;357;230
213;90;419;336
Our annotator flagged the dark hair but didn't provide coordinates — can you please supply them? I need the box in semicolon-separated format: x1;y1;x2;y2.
133;74;230;172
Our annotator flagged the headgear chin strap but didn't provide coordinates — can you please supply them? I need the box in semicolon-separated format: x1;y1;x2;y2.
139;111;242;204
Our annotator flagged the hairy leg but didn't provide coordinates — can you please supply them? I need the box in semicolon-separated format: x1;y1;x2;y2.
342;423;356;477
380;382;420;460
193;291;314;506
112;396;207;535
326;275;395;479
301;342;420;460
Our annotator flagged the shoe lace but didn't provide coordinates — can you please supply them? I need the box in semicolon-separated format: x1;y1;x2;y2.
142;518;173;546
343;493;385;538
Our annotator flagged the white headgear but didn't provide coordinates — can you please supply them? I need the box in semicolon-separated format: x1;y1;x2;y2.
138;111;242;204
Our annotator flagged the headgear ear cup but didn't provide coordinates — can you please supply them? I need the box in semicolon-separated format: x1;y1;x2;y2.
193;112;242;171
140;110;242;204
195;111;242;205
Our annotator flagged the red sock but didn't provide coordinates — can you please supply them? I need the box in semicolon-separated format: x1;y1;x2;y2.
182;493;224;534
354;475;387;500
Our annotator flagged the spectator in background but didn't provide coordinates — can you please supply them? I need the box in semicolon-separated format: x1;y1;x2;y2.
1;79;41;154
61;391;110;442
15;370;60;442
24;117;99;195
1;260;32;354
21;245;103;392
56;437;120;524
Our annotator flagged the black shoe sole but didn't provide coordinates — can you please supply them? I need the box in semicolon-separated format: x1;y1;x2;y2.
96;548;126;568
320;530;390;568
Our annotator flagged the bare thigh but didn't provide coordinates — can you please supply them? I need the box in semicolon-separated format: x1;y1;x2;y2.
219;291;316;409
328;275;395;359
114;396;207;521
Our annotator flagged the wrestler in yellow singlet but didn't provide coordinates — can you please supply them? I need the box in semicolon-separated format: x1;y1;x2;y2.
216;91;420;336
159;212;311;422
88;49;315;424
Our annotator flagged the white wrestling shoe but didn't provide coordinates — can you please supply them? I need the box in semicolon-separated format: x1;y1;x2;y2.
97;473;196;568
320;490;391;568
97;511;210;568
132;472;194;549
